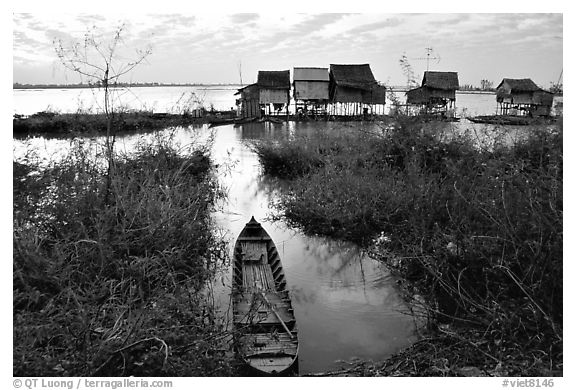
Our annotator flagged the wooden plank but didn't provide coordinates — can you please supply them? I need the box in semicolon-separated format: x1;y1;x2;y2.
240;333;298;356
241;241;268;262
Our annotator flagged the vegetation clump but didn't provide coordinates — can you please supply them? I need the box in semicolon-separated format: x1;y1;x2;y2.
13;111;213;137
252;117;562;376
13;135;237;376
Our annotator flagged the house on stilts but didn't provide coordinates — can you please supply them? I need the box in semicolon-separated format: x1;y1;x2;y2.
293;67;330;119
258;70;291;117
496;78;554;117
235;70;291;119
406;71;459;117
235;83;260;118
328;64;386;117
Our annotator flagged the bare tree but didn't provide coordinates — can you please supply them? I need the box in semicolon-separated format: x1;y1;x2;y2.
399;53;417;89
54;24;151;201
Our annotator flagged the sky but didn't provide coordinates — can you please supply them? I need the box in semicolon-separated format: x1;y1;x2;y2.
12;5;564;89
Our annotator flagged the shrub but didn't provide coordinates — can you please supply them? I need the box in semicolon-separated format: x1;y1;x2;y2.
13;135;236;376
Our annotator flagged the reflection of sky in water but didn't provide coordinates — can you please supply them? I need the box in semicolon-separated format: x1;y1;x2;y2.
205;122;417;374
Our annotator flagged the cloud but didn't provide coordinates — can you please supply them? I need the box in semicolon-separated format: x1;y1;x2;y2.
290;13;350;36
344;17;403;35
158;14;196;26
229;13;259;24
75;14;107;25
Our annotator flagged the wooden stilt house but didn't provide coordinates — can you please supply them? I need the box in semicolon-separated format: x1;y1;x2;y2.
293;67;329;119
406;71;459;116
235;83;261;118
257;70;291;117
329;64;386;117
496;78;554;117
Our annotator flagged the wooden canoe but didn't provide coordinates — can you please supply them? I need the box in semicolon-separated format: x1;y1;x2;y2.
232;217;298;375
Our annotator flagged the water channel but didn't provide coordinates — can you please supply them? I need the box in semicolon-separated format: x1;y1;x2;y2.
207;121;418;374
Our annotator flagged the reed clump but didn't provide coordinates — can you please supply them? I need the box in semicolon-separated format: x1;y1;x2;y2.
253;117;562;376
13;134;237;376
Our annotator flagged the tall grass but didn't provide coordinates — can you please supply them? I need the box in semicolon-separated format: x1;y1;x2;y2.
252;118;562;376
13;134;237;376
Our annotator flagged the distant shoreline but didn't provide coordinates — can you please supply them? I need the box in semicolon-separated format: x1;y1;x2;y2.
13;83;243;90
15;84;500;95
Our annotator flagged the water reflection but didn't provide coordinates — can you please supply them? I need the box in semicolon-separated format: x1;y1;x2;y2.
208;122;417;374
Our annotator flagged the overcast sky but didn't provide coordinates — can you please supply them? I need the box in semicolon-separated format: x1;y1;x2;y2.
13;11;563;88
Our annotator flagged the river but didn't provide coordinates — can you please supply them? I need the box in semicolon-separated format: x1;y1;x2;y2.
12;85;563;118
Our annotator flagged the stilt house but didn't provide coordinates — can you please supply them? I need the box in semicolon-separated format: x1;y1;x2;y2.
496;78;554;116
257;70;291;116
406;71;459;116
329;64;386;116
235;83;260;118
293;67;329;118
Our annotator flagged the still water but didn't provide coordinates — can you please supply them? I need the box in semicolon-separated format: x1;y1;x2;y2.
13;85;534;117
207;122;418;374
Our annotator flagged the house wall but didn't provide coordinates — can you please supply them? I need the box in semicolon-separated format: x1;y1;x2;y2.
332;86;363;103
362;85;386;104
259;89;289;104
294;81;329;100
240;98;261;118
428;89;455;100
512;93;534;105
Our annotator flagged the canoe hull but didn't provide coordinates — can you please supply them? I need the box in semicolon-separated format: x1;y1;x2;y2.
232;217;298;375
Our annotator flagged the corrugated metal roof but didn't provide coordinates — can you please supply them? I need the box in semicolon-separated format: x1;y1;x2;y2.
257;70;291;89
293;67;329;81
497;78;541;92
330;64;377;90
422;71;459;90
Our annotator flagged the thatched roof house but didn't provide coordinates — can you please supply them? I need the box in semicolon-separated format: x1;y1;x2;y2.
496;78;553;116
257;70;291;90
235;83;260;118
257;70;291;107
422;71;460;90
329;64;385;105
406;71;459;105
293;67;329;101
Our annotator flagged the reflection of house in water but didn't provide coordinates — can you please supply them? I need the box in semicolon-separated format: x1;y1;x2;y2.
293;67;330;119
235;70;291;119
496;78;554;117
328;64;386;116
406;71;459;116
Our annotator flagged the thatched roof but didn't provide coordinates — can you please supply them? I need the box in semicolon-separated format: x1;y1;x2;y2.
257;70;290;89
234;83;258;95
294;67;329;81
406;86;429;104
497;78;541;92
422;71;459;90
330;64;377;90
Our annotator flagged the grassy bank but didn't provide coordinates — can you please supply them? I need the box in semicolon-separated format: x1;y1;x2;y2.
13;134;238;376
253;117;562;376
13;110;236;137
